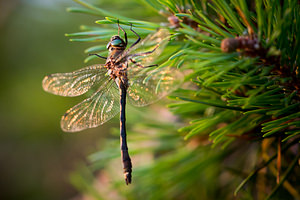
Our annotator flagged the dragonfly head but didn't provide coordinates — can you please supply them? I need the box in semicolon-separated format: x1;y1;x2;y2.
107;36;126;50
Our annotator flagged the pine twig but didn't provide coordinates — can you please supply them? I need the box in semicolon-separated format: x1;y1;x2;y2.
265;152;300;200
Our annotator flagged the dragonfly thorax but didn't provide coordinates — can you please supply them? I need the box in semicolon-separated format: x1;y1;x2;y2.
106;60;128;87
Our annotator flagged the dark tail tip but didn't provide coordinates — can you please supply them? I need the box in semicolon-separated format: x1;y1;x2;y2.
124;171;132;185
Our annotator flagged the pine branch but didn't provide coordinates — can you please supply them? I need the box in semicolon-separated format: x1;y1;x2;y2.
64;0;300;199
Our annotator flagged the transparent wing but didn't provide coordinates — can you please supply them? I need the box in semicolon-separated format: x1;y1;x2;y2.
125;29;182;106
125;29;171;66
61;79;120;132
127;66;183;107
42;64;108;97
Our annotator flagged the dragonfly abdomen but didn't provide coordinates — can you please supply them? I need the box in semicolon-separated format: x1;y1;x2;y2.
119;81;132;184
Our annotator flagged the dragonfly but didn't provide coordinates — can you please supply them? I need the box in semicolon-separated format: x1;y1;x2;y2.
42;23;181;184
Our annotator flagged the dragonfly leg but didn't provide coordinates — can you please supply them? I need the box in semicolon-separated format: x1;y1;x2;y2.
129;24;141;49
117;19;120;35
129;58;158;68
118;20;128;46
88;54;107;60
129;44;159;58
119;83;132;185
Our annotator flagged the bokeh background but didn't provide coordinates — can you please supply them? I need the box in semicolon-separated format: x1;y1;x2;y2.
0;0;158;199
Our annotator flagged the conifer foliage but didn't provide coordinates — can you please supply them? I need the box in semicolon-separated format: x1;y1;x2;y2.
67;0;299;199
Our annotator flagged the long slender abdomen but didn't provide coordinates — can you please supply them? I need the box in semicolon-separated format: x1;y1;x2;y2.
119;82;132;184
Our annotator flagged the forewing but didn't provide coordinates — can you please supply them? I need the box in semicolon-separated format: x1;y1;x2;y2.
127;66;182;107
126;29;170;66
61;80;120;132
42;65;107;97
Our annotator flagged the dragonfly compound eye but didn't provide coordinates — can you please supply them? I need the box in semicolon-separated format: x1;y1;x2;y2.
111;39;124;47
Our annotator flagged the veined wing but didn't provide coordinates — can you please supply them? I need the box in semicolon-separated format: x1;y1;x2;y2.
61;79;120;132
127;66;182;107
124;29;171;66
42;65;108;97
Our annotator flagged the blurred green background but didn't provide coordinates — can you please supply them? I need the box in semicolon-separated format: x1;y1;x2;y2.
0;0;157;199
